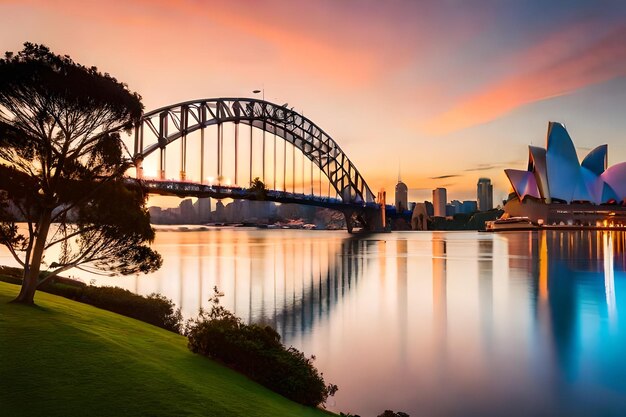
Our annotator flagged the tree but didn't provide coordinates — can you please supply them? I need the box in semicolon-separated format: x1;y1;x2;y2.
247;177;268;200
0;42;161;305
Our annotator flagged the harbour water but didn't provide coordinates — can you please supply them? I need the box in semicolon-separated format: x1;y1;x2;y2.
3;228;626;416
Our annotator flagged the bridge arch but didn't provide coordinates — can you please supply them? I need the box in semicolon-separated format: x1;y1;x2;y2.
133;98;375;204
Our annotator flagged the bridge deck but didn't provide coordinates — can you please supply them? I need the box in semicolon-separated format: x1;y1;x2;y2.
136;179;381;211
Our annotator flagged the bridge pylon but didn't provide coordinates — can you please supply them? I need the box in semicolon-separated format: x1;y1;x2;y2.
134;158;144;179
342;206;385;233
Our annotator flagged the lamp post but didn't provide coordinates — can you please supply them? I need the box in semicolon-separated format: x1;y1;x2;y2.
253;89;266;185
252;89;264;101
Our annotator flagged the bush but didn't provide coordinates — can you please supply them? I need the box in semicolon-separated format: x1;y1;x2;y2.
41;282;84;300
377;411;410;417
81;286;182;333
0;266;183;333
0;268;182;333
186;288;337;407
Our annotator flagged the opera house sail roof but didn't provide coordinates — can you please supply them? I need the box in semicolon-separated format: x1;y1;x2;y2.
505;122;626;205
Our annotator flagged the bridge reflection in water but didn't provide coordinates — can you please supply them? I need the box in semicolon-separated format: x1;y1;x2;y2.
117;229;372;336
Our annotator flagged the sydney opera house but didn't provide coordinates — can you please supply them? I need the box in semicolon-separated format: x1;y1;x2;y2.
503;122;626;227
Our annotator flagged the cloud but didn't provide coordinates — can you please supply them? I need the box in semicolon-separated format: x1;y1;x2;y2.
421;25;626;135
464;163;505;172
135;0;407;90
429;174;460;179
9;0;388;89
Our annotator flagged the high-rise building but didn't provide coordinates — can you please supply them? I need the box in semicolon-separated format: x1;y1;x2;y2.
395;180;408;213
179;198;195;223
214;200;226;222
477;178;493;211
194;197;212;223
432;188;447;217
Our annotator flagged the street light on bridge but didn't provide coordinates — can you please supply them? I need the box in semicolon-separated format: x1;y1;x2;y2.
253;89;267;185
252;89;264;100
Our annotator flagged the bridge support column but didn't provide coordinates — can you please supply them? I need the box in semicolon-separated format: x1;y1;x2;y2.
377;190;387;230
343;208;385;233
344;211;355;234
180;133;187;181
135;159;143;179
199;128;205;183
363;209;385;232
159;147;166;180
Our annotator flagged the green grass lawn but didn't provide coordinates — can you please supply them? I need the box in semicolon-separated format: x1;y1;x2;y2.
0;282;334;417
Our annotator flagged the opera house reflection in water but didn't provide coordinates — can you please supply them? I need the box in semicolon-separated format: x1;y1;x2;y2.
8;228;625;415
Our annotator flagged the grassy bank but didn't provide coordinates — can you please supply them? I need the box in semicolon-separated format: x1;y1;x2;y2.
0;282;333;417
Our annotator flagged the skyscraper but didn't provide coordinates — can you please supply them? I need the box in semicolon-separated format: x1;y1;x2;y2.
395;180;408;213
433;188;447;217
477;178;493;211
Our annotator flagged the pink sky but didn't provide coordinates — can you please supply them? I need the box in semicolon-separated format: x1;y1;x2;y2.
2;0;626;206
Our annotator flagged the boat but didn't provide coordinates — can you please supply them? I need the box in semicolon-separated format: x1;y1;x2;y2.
485;217;538;231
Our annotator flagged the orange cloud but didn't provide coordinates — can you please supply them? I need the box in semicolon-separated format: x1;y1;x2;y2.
422;25;626;135
126;0;388;88
5;0;388;89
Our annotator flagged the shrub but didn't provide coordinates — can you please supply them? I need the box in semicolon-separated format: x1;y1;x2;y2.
82;286;182;333
377;411;410;417
186;288;337;407
41;282;84;300
0;274;21;286
0;268;182;333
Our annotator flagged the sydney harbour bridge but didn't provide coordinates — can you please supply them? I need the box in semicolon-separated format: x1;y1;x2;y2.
128;97;387;232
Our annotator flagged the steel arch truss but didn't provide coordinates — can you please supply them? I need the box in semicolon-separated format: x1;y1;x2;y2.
133;98;375;204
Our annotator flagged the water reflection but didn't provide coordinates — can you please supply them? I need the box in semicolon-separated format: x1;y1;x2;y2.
85;229;368;339
3;228;626;415
507;230;626;416
271;236;368;340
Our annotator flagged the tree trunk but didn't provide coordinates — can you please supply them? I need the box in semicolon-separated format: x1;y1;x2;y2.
13;271;38;304
12;209;52;305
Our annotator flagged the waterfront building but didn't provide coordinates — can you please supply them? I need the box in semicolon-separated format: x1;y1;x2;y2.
411;202;429;230
425;200;434;216
214;200;226;222
450;200;462;214
194;197;212;223
433;188;447;217
503;122;626;226
179;198;195;222
462;200;478;214
395;180;408;213
477;178;493;211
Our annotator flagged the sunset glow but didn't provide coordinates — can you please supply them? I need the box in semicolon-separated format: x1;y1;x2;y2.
2;0;626;204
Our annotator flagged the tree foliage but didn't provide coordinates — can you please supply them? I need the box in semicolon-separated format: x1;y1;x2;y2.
247;177;268;200
0;42;161;304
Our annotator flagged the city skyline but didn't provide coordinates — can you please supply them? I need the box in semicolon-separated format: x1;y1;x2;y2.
2;1;626;205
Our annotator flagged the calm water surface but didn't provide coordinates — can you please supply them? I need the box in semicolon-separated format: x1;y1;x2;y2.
4;228;626;416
